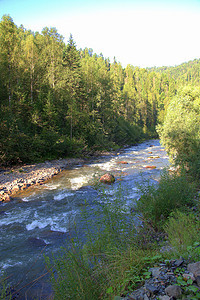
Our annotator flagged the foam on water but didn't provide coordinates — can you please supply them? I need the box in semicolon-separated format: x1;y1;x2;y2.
70;174;93;190
26;218;54;230
0;259;23;272
91;159;116;171
26;210;77;232
44;183;61;190
0;209;31;226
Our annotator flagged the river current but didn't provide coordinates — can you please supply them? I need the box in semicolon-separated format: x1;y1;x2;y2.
0;140;169;299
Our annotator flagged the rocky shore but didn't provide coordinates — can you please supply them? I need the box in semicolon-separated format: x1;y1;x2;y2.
0;158;85;202
120;260;200;300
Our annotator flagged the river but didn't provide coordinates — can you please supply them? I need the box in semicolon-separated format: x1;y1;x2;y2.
0;140;169;299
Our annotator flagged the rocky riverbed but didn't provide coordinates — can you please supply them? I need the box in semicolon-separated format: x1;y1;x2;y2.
0;158;85;202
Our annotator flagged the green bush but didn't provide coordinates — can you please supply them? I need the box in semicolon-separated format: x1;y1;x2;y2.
136;170;197;230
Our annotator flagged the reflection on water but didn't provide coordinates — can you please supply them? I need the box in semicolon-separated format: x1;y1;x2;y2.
0;140;169;299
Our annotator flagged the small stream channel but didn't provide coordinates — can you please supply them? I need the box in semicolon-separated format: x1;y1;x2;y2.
0;140;169;299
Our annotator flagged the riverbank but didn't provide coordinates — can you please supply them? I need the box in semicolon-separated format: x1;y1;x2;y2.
0;158;86;202
0;148;122;202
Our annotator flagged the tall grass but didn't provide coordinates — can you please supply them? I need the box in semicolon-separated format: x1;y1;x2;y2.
135;170;197;230
164;210;200;259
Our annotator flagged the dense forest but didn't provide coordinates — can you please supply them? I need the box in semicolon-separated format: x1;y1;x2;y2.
0;15;199;166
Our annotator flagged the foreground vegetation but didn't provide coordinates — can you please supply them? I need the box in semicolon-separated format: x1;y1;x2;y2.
44;170;199;299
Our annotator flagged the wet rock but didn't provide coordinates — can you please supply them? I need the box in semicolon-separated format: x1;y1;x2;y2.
99;173;115;184
27;237;47;247
165;285;182;298
40;230;66;240
144;166;157;169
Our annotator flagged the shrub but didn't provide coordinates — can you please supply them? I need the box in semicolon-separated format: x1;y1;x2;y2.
136;170;197;230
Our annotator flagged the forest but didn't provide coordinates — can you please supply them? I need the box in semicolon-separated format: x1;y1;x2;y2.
0;15;199;172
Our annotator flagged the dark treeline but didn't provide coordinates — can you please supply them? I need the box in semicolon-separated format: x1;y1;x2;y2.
0;15;199;165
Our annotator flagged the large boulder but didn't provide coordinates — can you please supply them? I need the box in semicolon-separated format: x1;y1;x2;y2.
99;173;115;184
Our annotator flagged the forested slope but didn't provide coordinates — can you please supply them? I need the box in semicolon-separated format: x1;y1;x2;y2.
0;15;199;166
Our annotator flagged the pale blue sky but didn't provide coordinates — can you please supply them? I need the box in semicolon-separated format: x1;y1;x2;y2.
1;0;200;67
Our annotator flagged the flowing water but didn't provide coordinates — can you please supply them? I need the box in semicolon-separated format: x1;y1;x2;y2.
0;140;169;299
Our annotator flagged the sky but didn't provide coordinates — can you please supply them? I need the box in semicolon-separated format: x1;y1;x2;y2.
1;0;200;68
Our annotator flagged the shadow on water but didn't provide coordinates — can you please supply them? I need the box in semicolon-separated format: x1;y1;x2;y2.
0;140;169;299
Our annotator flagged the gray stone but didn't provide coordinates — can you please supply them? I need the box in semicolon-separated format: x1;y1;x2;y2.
174;259;184;267
187;261;200;277
165;285;182;298
149;267;161;278
196;275;200;287
145;284;159;295
159;296;170;300
128;287;145;300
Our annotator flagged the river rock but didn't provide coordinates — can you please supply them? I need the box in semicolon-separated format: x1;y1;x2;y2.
27;237;47;247
1;194;11;202
99;173;115;184
144;166;157;169
165;285;182;298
